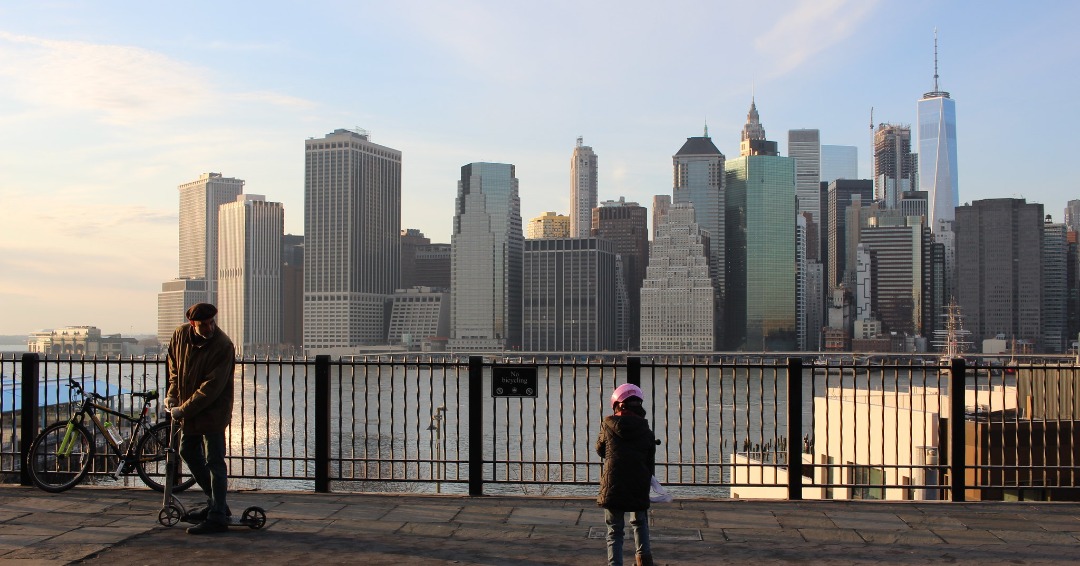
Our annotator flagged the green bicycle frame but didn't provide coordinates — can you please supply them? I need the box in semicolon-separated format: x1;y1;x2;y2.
57;421;77;457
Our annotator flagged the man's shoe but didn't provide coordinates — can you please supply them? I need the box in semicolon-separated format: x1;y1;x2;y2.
185;506;210;523
186;519;229;535
185;505;231;523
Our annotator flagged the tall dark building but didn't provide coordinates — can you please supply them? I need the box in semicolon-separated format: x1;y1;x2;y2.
873;124;917;208
857;217;934;337
281;234;304;352
523;238;616;352
955;199;1043;350
826;179;874;290
1043;220;1068;353
1067;231;1080;350
401;229;451;290
592;197;649;350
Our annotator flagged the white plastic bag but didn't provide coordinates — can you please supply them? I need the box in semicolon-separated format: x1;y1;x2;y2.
649;476;674;503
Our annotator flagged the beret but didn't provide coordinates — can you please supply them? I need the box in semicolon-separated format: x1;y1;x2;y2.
186;303;217;322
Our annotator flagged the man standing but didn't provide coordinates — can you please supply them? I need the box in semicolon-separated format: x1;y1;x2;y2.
166;303;235;535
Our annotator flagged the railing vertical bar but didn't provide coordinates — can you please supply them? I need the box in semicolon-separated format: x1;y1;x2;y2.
949;357;966;502
468;355;483;496
19;353;40;486
314;354;330;493
787;357;803;500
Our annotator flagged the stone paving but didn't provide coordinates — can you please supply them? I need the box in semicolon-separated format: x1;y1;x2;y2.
0;485;1078;564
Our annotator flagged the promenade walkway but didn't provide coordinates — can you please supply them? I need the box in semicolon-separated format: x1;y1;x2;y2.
0;485;1077;564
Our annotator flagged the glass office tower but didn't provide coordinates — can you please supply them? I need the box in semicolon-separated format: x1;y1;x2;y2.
918;36;959;231
725;154;797;351
450;163;524;351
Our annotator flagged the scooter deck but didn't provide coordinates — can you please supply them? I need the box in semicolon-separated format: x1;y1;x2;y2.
161;504;267;529
184;516;263;528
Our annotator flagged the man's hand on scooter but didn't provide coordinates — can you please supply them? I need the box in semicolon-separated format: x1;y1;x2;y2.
164;397;183;419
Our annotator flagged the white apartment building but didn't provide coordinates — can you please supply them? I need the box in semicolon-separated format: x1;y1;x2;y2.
217;195;283;356
177;172;245;304
304;129;401;351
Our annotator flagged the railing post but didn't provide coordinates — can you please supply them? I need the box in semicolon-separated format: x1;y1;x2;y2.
627;356;641;387
314;355;330;493
787;357;803;501
950;357;966;502
20;353;40;486
468;355;484;496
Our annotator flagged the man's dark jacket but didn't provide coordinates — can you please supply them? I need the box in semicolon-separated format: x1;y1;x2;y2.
596;414;656;512
166;324;235;435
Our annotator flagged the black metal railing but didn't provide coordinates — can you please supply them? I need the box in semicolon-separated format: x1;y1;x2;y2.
2;352;1077;501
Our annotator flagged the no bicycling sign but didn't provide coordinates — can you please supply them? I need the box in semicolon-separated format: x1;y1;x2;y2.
491;365;538;398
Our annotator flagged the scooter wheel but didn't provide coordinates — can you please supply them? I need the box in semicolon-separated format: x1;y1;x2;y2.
159;505;183;527
242;506;266;529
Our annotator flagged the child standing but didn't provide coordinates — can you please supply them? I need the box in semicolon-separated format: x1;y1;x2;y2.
596;383;656;566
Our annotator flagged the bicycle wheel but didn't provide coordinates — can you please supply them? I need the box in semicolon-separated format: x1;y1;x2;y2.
27;421;94;492
135;422;197;493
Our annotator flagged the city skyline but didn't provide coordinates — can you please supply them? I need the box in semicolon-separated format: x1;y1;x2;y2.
2;1;1080;335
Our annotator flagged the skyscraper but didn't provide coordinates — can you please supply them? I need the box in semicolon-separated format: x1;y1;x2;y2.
569;137;598;238
826;179;874;290
856;215;934;338
217;194;283;356
789;129;821;225
740;99;776;157
1065;200;1080;233
281;234;304;353
955;199;1043;351
303;129;401;351
797;214;825;351
725;150;797;351
523;238;616;352
917;32;959;232
873;124;916;208
158;172;243;343
177;172;244;303
639;203;714;352
401;229;450;290
673;127;726;304
450;163;523;351
592;197;649;351
1043;219;1068;353
820;145;858;184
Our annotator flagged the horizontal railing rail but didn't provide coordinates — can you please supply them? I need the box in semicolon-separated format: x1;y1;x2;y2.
2;352;1077;501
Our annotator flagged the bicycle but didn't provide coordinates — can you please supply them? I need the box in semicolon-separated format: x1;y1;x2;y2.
26;377;197;493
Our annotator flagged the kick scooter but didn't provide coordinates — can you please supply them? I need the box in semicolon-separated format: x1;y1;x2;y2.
157;414;267;529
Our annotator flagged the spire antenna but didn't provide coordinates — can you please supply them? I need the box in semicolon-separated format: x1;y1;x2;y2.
933;27;940;93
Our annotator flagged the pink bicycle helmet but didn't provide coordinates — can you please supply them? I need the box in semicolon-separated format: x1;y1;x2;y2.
611;383;644;409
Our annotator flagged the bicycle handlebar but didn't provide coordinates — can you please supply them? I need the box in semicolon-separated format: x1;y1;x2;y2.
67;377;158;402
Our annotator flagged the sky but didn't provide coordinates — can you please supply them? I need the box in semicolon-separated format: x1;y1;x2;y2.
1;0;1078;337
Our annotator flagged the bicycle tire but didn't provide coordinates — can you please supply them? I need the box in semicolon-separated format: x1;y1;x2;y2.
27;421;94;492
135;421;197;493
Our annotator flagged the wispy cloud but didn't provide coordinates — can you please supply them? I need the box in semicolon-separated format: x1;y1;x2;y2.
754;0;880;79
0;31;316;126
0;31;213;125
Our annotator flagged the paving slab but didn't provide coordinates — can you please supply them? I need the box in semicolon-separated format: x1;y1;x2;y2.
506;506;582;525
826;509;909;530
